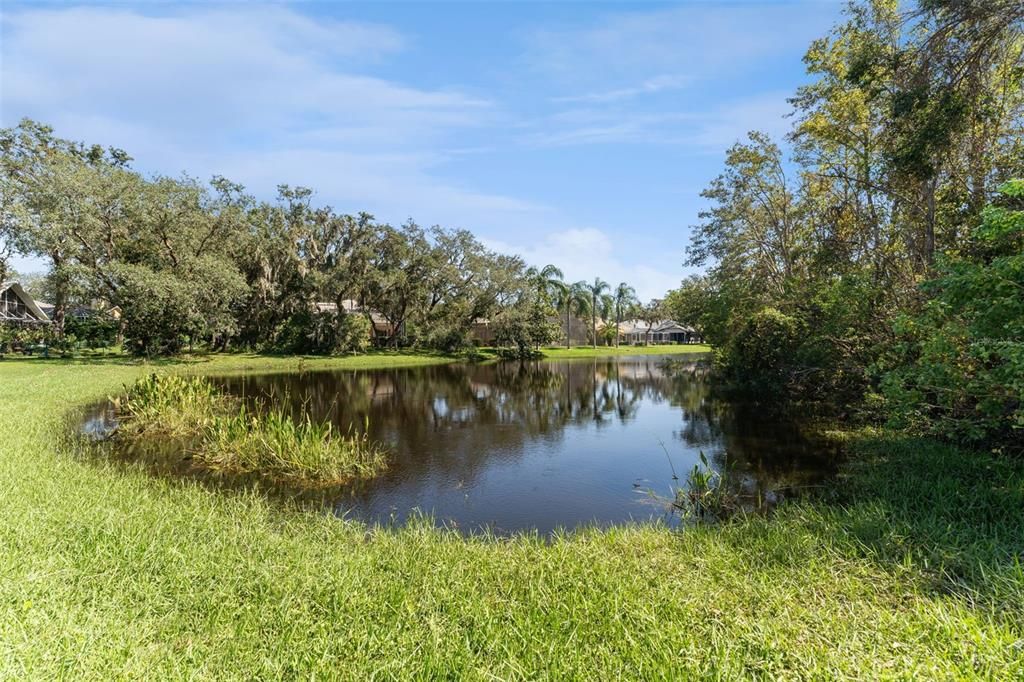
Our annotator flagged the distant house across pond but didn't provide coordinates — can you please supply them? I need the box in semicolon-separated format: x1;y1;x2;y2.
618;319;702;345
314;299;399;341
0;281;50;326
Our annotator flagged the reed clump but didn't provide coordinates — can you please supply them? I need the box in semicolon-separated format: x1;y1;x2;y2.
115;372;225;437
202;408;387;483
673;451;739;522
116;373;387;485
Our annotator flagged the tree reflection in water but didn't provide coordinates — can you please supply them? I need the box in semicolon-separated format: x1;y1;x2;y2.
215;356;835;534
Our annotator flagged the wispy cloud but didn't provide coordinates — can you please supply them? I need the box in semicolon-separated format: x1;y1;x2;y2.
522;91;795;149
524;3;833;88
552;74;690;104
0;5;544;233
518;3;831;151
483;228;679;303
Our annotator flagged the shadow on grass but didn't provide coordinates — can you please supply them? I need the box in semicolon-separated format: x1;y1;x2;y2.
800;432;1024;621
3;348;455;369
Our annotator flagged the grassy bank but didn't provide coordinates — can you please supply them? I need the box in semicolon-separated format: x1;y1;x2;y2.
540;343;711;359
2;354;1022;678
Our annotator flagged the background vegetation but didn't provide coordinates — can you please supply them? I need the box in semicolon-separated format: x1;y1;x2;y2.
662;0;1023;452
0;126;663;358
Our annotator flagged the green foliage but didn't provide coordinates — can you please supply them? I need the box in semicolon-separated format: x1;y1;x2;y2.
720;308;805;395
276;310;372;355
118;373;387;484
881;181;1024;451
63;315;119;349
491;299;560;358
203;408;387;484
0;323;51;355
674;451;739;522
678;0;1023;442
116;253;248;356
117;372;226;437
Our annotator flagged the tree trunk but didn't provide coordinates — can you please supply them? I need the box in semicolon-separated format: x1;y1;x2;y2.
591;295;597;349
923;180;936;270
565;304;571;349
51;250;67;339
615;303;620;348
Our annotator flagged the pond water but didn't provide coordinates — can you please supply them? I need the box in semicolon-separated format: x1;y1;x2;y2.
208;355;834;534
81;355;836;534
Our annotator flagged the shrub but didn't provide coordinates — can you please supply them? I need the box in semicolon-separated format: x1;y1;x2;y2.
881;181;1024;452
720;307;804;396
276;309;372;355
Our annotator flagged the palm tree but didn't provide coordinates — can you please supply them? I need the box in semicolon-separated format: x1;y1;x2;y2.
556;281;591;349
525;264;565;307
612;282;637;348
585;278;610;348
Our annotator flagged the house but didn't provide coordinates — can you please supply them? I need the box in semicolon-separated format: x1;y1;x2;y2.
0;281;50;326
34;301;122;323
618;318;702;345
314;299;399;340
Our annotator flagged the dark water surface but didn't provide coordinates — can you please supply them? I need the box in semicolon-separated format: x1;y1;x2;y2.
202;355;835;534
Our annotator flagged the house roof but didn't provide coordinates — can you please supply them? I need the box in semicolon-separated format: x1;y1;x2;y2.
618;318;695;334
315;299;390;326
0;281;50;323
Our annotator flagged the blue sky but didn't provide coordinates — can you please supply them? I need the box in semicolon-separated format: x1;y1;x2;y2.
1;1;844;301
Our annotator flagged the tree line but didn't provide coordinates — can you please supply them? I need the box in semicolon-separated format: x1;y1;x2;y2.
662;0;1023;451
0;122;667;356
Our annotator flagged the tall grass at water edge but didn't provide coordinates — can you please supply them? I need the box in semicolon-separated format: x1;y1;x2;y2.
116;373;387;485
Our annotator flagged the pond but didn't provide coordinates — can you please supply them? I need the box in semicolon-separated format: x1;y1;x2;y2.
84;355;837;534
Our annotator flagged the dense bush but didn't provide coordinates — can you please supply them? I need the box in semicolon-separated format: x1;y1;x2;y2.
0;324;51;354
63;315;119;349
881;181;1024;452
275;309;372;355
720;307;805;396
491;303;560;358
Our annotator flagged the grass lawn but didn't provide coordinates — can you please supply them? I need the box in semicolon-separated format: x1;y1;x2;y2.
2;354;1022;678
540;344;711;358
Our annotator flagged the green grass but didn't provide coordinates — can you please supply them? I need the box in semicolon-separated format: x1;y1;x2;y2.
540;343;712;358
2;354;1023;678
117;373;388;485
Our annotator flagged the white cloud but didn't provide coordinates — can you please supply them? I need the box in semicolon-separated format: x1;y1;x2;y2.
482;228;678;303
552;74;690;104
0;5;530;226
1;6;488;142
519;3;834;151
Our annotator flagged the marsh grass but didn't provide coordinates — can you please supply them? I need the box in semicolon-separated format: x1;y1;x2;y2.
116;373;387;485
115;372;225;437
202;407;386;484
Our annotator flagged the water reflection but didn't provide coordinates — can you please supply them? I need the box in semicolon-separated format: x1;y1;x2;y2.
209;355;835;534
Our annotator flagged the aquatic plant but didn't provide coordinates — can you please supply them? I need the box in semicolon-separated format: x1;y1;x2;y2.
115;373;226;437
674;451;738;522
116;373;388;485
201;408;387;484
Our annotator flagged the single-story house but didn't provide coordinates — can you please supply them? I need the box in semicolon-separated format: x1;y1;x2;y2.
618;319;702;345
314;299;399;340
0;281;50;326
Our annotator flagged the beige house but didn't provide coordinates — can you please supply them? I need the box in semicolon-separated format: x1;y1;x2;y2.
618;319;702;345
